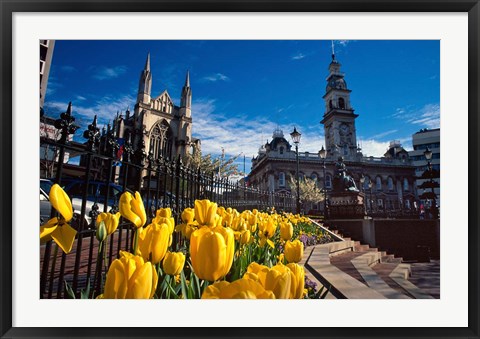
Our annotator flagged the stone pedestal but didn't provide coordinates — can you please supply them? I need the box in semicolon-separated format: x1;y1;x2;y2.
328;191;366;219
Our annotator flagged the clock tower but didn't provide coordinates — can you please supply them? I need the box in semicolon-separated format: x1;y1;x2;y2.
320;50;359;160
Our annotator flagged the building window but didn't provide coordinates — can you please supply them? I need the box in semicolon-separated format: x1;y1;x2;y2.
405;200;411;210
279;146;284;154
377;199;384;209
149;121;172;160
329;100;333;109
376;176;382;191
387;177;394;191
338;97;345;109
325;174;332;189
403;178;409;191
278;172;285;187
311;174;318;182
363;176;371;190
343;145;348;156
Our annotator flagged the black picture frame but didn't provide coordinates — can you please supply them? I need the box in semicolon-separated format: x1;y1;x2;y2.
1;1;479;338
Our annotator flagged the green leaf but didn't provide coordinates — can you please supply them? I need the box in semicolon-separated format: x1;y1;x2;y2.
180;271;188;299
64;280;75;299
80;278;91;299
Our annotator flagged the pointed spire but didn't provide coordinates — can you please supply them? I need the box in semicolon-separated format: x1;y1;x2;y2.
185;70;190;87
331;40;335;61
144;52;150;72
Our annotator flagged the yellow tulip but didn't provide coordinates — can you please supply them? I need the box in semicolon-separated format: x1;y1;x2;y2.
287;263;305;299
280;222;293;241
244;262;292;299
202;279;275;299
264;264;292;299
284;239;304;263
163;251;186;276
40;184;77;254
190;225;234;281
119;191;146;228
96;212;121;235
239;230;251;245
154;207;175;232
181;208;195;223
138;222;170;264
103;251;158;299
194;199;217;227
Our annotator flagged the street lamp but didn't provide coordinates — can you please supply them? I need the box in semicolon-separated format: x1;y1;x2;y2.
290;127;301;214
423;147;438;219
359;174;365;215
368;181;373;215
318;145;328;218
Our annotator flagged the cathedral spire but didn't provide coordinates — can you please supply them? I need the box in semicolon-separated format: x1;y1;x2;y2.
137;52;152;105
144;52;150;72
185;70;190;87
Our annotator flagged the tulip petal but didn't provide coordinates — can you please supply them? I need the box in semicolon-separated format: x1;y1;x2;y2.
40;218;59;242
104;259;128;299
49;184;73;221
50;223;77;254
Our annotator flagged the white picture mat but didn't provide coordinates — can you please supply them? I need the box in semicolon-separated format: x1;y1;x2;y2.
12;12;468;328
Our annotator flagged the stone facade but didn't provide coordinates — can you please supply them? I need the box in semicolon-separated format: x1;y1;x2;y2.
249;55;417;214
113;53;200;161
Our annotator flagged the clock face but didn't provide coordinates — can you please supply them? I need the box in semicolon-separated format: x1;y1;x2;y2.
339;123;349;135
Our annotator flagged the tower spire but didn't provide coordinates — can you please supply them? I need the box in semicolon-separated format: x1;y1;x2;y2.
185;70;190;87
331;40;335;61
145;52;150;71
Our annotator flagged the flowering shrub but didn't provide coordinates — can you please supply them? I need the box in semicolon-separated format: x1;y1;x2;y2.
41;186;332;299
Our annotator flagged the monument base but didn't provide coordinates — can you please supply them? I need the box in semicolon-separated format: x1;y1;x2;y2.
328;191;366;219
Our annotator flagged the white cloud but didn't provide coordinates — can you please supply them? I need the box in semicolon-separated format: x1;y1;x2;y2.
191;99;325;161
391;103;440;129
369;129;398;140
92;66;127;80
44;94;135;138
201;73;230;82
337;40;350;46
360;139;390;157
291;53;306;60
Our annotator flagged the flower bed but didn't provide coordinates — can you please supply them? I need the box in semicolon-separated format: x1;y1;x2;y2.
41;185;333;299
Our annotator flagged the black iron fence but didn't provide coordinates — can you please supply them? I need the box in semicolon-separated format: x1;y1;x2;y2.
39;104;295;298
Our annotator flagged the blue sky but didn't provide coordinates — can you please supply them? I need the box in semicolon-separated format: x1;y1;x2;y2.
44;40;440;172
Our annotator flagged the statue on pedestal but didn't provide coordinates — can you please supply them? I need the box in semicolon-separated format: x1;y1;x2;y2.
333;156;359;192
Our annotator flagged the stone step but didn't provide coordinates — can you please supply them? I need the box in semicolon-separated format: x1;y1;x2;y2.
389;264;435;299
351;252;411;299
306;243;386;299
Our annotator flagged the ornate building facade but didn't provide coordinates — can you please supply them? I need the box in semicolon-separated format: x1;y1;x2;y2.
113;53;200;162
249;54;417;215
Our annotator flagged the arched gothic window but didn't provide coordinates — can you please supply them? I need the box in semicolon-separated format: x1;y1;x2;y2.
149;121;173;159
325;174;332;189
403;178;409;191
338;97;345;109
376;176;382;191
278;172;285;187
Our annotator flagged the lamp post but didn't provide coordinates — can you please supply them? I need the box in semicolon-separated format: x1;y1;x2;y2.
368;181;373;215
290;127;301;214
318;145;328;218
423;147;438;219
359;174;365;215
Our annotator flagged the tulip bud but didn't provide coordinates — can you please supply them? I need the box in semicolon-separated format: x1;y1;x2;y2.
190;225;234;281
284;240;304;263
181;208;195;223
194;199;217;227
103;251;158;299
280;222;293;241
119;191;146;228
163;251;186;276
202;279;275;299
96;220;107;242
240;230;251;245
138;222;170;264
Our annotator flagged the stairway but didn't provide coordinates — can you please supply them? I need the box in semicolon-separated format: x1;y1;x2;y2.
301;231;438;299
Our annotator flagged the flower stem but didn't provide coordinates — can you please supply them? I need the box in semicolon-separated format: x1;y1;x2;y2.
133;228;139;255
